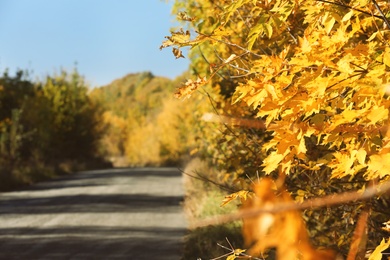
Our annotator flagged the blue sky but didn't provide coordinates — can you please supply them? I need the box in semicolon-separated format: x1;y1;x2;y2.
0;0;189;87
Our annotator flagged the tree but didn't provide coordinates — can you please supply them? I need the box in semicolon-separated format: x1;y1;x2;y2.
0;69;106;190
162;0;390;257
39;70;103;160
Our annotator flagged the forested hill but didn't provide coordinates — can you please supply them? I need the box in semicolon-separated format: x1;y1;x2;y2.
0;69;200;190
90;72;174;118
89;71;200;167
0;70;111;191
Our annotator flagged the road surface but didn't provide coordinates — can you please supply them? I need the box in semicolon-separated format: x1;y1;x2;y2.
0;167;187;259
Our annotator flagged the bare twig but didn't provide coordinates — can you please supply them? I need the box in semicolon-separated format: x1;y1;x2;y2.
179;168;237;193
316;0;383;19
346;208;370;260
371;0;390;29
196;31;263;58
213;237;264;260
202;113;266;129
191;179;390;228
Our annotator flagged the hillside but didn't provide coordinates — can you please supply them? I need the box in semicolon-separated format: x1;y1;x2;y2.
90;72;174;118
90;71;200;167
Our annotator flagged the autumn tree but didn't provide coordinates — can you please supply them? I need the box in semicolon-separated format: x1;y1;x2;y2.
90;72;203;167
39;70;104;161
162;0;390;257
0;69;107;190
0;70;33;158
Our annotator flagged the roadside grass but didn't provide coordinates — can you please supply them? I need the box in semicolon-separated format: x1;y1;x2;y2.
182;158;244;259
0;157;112;192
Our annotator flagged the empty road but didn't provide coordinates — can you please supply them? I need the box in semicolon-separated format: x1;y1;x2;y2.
0;168;187;259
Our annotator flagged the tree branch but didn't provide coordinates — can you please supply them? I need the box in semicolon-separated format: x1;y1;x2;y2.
371;0;390;29
316;0;383;20
191;179;390;228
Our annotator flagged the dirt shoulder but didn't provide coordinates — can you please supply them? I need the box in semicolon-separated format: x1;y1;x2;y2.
0;167;187;260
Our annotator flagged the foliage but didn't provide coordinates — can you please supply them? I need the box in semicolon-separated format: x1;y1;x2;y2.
90;71;205;167
39;70;104;160
0;69;108;190
369;238;390;260
182;158;243;259
162;0;390;257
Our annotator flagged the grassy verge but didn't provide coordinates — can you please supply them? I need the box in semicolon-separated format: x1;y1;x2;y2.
182;158;244;259
0;157;112;192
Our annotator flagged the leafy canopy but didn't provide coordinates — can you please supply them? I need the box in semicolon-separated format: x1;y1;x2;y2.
162;0;390;257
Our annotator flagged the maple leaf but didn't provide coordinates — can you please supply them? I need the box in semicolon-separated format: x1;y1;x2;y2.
262;151;284;174
160;28;205;54
366;105;388;126
321;12;336;35
330;149;367;178
176;11;195;22
298;36;312;53
368;238;390;260
174;77;207;100
221;190;250;207
367;153;390;178
356;148;367;165
172;48;185;59
384;47;390;67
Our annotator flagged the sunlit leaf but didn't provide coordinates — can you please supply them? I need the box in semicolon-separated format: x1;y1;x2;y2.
174;77;207;99
367;154;390;178
367;106;388;125
368;238;390;260
221;190;250;207
263;152;284;174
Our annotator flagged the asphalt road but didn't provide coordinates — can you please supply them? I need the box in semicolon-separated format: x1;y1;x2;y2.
0;167;187;260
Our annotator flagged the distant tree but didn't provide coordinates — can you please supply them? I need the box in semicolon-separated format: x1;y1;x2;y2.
0;69;107;190
0;70;35;162
39;70;104;160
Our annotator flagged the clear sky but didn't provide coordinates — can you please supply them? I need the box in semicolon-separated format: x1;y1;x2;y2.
0;0;189;87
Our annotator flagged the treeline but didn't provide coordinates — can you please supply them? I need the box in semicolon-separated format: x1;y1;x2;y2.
90;71;204;167
0;69;109;190
161;0;390;258
0;68;208;190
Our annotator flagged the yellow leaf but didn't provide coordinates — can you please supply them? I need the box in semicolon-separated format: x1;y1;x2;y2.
367;106;388;125
322;13;336;34
383;47;390;67
174;77;207;99
342;10;354;22
298;135;307;154
234;248;246;255
263;152;284;174
264;84;278;100
221;190;250;207
176;11;195;22
342;109;361;121
296;189;306;203
367;31;378;41
227;255;236;260
367;154;390;178
264;23;273;38
356;148;367;165
357;0;370;7
330;151;358;178
337;55;355;74
368;238;390;260
330;107;364;130
298;36;312;53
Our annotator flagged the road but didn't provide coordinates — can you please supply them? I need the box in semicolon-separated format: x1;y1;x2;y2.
0;167;187;260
